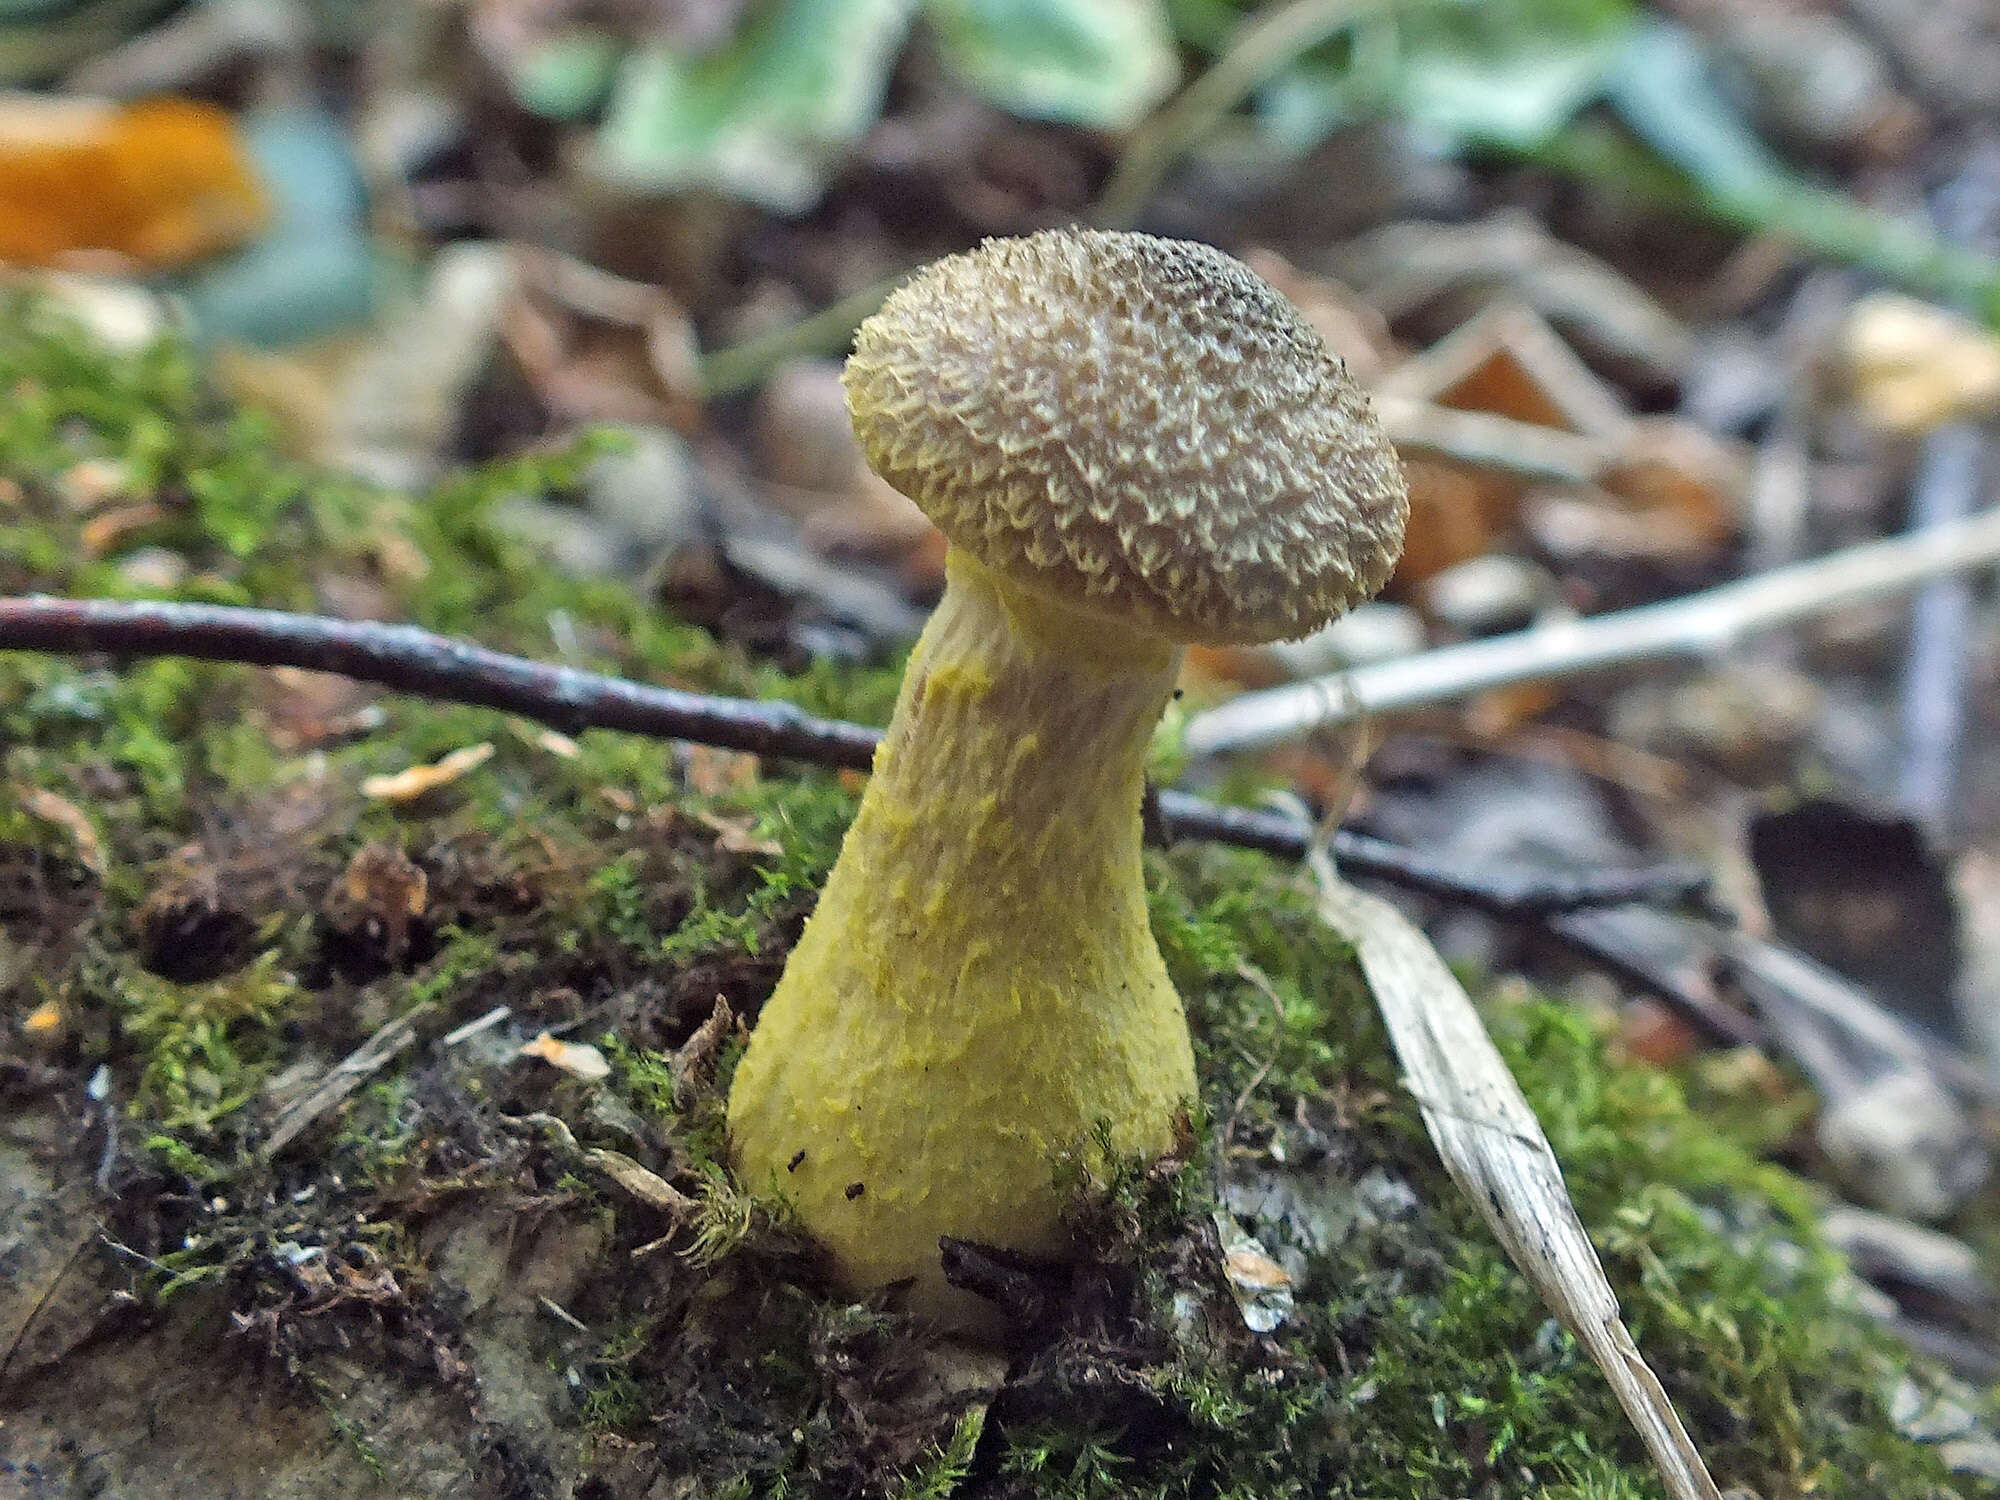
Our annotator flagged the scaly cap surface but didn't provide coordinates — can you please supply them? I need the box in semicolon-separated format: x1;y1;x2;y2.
843;228;1409;645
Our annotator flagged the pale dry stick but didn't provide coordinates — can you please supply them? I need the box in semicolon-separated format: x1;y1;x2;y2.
1897;144;2000;836
440;1005;512;1046
1094;0;1390;228
1898;425;1984;834
262;1003;435;1157
1187;505;2000;756
513;1113;697;1219
1374;393;1609;485
1310;852;1724;1500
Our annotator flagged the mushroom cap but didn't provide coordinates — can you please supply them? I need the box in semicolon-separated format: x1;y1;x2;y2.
843;228;1409;645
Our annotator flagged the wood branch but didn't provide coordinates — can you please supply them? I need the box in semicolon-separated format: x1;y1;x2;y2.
1186;506;2000;755
0;592;1746;1040
0;594;882;768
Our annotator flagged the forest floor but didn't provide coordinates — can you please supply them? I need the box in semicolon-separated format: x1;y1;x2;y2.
0;287;1993;1500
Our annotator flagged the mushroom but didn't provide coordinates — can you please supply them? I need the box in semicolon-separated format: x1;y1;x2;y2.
726;228;1409;1327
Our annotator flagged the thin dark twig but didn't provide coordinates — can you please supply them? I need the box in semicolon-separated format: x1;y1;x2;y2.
1153;794;1711;919
0;1228;94;1386
0;594;1721;1020
0;595;881;769
1547;911;1763;1050
1155;792;1747;1046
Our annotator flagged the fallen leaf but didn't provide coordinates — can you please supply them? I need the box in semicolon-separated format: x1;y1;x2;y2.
1213;1211;1294;1334
1523;418;1748;576
1313;863;1722;1500
694;808;782;858
1464;680;1561;738
1379;300;1631;438
1844;292;2000;433
592;0;918;214
1223;1245;1292;1292
926;0;1178;131
18;784;105;875
799;470;938;561
526;724;581;758
55;457;131;512
24;999;62;1035
0;95;267;270
1394;457;1501;587
1590;417;1746;559
502;245;704;431
520;1030;612;1081
1619;996;1703;1069
78;501;167;559
683;743;760;797
361;742;495;802
1335;212;1694;386
324;843;429;965
1375;302;1636;589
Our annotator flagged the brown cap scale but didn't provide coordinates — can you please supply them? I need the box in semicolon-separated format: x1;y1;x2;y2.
726;229;1410;1329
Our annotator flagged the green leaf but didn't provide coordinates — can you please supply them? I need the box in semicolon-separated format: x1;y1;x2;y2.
1392;0;1634;148
594;0;918;213
1251;0;1637;158
1538;19;2000;319
925;0;1180;129
509;27;622;121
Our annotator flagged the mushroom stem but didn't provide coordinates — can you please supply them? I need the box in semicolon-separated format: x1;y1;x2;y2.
726;546;1197;1326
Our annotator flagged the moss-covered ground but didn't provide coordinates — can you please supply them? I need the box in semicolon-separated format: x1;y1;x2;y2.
1;293;1993;1498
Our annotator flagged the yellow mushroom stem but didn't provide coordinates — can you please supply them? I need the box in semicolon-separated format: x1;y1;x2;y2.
726;546;1198;1327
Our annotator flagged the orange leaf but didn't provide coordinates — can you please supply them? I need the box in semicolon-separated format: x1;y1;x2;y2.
1393;458;1500;588
18;783;104;874
0;96;267;270
361;742;495;802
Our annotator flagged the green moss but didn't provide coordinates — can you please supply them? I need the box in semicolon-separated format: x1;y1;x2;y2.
143;1131;228;1186
683;1162;791;1266
329;1077;423;1182
3;295;1994;1500
894;1409;987;1500
116;946;303;1125
400;925;503;1011
312;1376;392;1480
579;1321;651;1430
1061;847;1988;1500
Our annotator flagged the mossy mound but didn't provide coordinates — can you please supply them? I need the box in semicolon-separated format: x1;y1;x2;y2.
0;294;1992;1499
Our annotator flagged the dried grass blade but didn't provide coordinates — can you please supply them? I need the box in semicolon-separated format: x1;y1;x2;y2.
1310;856;1723;1500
